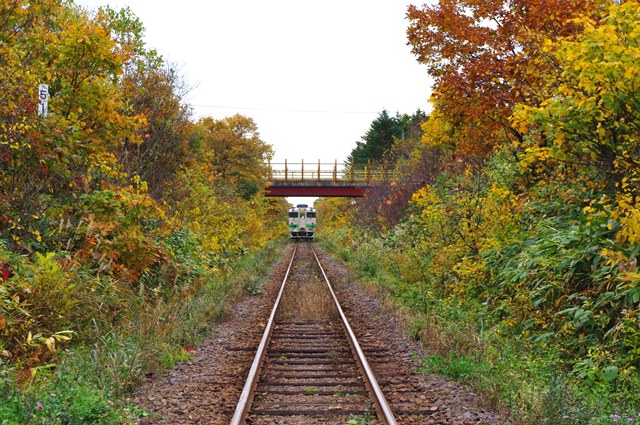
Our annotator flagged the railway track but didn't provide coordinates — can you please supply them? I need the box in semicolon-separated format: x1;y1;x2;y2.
231;242;396;424
133;241;498;424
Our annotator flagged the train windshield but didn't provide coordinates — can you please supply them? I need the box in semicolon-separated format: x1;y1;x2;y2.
307;212;316;218
288;212;298;218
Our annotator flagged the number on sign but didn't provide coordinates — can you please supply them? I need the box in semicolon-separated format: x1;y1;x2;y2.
38;84;49;116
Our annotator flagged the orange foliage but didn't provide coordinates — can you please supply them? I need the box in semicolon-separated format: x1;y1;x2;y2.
407;0;605;158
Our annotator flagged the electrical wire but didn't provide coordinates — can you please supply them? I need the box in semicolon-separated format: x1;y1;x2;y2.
191;104;378;114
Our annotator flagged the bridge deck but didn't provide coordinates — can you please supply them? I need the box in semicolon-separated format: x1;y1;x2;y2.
266;161;393;197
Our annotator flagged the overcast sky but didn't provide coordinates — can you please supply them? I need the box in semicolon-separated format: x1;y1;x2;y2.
75;0;434;205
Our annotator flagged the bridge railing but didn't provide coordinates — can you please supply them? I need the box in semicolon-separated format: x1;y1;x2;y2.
268;160;395;182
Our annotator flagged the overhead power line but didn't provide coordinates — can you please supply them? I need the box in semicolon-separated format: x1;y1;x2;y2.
191;104;378;115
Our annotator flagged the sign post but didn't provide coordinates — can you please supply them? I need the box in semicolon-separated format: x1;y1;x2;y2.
38;84;49;116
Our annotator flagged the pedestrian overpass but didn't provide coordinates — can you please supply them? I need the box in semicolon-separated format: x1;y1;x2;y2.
265;160;395;197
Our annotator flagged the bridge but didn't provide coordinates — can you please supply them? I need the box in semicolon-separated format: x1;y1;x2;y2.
265;160;394;197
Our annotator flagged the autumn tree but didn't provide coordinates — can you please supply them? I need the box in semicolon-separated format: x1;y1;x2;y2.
513;1;640;241
406;0;606;159
118;53;193;198
0;0;145;251
0;1;286;398
170;114;280;254
195;114;273;200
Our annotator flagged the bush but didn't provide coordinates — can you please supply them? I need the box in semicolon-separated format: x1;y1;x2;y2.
318;190;639;422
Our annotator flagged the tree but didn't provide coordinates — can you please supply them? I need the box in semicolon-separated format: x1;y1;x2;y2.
513;1;640;242
195;114;273;200
348;109;427;164
0;0;144;251
346;110;437;231
118;54;193;198
406;0;605;159
93;6;194;198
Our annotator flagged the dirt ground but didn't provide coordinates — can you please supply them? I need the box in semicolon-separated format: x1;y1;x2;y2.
133;243;504;424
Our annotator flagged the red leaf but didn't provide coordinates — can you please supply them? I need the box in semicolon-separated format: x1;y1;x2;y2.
1;262;13;281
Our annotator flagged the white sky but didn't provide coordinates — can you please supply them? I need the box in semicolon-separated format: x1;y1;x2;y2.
75;0;434;206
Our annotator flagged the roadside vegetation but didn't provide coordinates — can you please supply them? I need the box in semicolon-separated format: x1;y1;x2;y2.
2;0;639;424
318;1;640;423
1;1;288;423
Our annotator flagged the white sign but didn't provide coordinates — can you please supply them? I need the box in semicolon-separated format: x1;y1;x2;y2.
38;84;49;116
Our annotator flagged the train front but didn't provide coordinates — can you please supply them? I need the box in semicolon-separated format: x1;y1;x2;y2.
288;204;316;241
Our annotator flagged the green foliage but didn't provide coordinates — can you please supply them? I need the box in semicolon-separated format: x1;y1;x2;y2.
421;354;491;381
347;109;427;164
321;229;614;423
1;250;88;364
0;365;131;425
158;347;190;370
481;197;639;383
322;102;640;418
345;403;373;425
0;238;284;424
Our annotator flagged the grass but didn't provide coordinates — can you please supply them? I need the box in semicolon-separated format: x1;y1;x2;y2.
318;234;622;425
0;239;288;424
345;402;373;425
0;363;131;425
277;266;337;321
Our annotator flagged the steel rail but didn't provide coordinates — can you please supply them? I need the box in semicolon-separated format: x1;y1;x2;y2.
310;246;398;425
230;244;298;425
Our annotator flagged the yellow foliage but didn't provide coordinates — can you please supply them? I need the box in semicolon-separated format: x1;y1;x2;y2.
420;110;454;150
613;190;640;245
315;197;353;232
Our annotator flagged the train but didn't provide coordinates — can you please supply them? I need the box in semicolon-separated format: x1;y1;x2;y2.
288;204;316;240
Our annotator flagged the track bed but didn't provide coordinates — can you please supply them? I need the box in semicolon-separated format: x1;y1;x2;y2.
134;243;501;424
